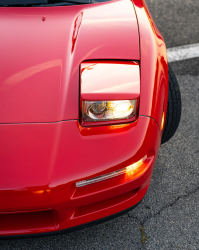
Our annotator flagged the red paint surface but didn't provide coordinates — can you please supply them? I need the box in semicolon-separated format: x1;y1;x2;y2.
0;117;160;236
0;0;168;236
81;61;140;101
0;0;139;123
133;0;168;128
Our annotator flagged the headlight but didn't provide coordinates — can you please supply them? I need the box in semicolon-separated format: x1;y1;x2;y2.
82;99;137;122
80;60;140;125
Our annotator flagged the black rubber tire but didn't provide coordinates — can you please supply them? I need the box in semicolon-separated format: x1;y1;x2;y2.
161;64;182;144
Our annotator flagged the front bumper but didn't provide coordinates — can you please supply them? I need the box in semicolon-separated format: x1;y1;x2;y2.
0;116;160;237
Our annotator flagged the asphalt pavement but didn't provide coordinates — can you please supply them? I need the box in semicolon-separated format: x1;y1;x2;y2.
1;0;199;249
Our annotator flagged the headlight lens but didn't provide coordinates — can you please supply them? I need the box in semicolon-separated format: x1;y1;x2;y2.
82;100;137;122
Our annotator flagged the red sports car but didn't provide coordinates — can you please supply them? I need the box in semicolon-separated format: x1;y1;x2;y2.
0;0;181;238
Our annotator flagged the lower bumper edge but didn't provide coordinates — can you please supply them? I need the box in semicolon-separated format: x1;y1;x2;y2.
0;200;142;240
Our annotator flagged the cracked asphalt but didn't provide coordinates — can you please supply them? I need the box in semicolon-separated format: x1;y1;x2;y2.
1;0;199;249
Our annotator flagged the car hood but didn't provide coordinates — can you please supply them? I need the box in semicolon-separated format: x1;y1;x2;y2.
0;0;139;123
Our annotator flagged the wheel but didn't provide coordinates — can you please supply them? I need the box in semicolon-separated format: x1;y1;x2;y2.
161;64;182;144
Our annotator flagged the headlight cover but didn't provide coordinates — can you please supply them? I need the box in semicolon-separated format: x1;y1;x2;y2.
82;99;137;122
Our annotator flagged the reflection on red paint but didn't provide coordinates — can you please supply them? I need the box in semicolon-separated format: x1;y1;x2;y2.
81;61;140;101
71;12;83;53
133;0;168;128
81;63;96;75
